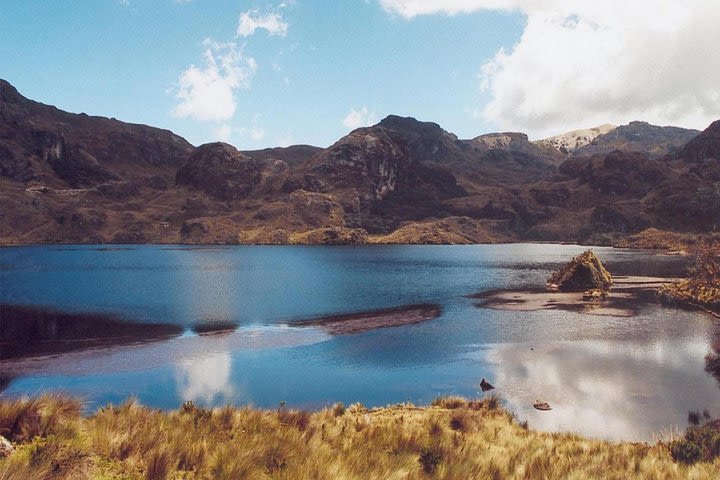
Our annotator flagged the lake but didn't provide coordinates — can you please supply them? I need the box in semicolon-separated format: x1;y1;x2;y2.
1;244;718;441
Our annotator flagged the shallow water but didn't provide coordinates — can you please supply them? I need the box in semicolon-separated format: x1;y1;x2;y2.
0;244;717;441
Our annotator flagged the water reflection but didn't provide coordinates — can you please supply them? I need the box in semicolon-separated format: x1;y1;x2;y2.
705;337;720;388
0;244;711;441
175;350;235;404
484;338;720;441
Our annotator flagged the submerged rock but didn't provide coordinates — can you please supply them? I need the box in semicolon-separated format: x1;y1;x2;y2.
480;378;495;392
533;401;552;411
547;250;612;293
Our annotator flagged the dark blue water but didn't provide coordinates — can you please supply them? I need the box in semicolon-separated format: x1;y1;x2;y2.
1;244;717;440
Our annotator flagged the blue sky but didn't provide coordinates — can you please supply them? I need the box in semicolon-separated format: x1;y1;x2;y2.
0;1;522;148
2;1;718;149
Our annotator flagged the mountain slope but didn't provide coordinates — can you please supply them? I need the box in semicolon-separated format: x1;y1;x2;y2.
536;124;616;154
572;121;700;158
0;79;193;188
0;79;717;245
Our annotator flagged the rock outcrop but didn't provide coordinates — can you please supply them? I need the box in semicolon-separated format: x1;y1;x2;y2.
176;143;261;200
572;121;700;159
547;250;612;293
0;79;193;188
291;227;369;245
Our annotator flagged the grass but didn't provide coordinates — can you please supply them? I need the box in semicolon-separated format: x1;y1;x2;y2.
1;394;719;479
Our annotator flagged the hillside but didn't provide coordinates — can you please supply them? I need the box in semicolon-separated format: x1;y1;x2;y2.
0;79;717;245
536;124;616;154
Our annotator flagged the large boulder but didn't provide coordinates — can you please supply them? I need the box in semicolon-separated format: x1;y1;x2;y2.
547;250;612;292
176;142;261;200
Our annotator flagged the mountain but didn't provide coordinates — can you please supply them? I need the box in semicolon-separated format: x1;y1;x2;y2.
536;124;616;154
239;145;322;167
571;121;700;158
0;79;717;245
0;79;193;188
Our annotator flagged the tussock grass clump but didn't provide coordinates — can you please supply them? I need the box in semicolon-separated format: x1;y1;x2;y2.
431;396;467;409
0;394;81;443
2;394;720;479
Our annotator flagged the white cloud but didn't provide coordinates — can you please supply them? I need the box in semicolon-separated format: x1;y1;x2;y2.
379;0;517;18
380;1;720;137
237;10;289;38
343;107;378;129
174;39;257;122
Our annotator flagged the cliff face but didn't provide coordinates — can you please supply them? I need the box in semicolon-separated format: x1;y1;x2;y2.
176;143;261;200
0;78;718;245
0;79;193;188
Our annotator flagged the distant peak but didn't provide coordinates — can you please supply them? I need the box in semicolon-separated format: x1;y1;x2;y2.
0;79;25;104
378;115;441;131
535;124;616;153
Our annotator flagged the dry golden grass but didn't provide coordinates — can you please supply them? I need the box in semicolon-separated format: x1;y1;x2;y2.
615;228;698;252
1;394;719;479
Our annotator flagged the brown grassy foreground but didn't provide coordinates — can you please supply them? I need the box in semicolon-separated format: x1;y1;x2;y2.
1;395;719;479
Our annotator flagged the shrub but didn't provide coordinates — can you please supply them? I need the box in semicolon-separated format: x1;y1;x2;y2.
449;411;469;432
145;447;171;480
332;402;346;417
277;408;310;431
419;447;442;474
670;422;720;464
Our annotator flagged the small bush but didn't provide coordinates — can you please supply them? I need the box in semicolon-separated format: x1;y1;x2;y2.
670;439;704;464
670;423;720;464
145;447;171;480
332;402;346;417
277;408;310;431
419;447;442;474
449;411;469;432
428;419;443;438
348;402;366;414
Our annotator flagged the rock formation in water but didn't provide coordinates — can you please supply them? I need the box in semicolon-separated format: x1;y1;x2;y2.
547;250;613;293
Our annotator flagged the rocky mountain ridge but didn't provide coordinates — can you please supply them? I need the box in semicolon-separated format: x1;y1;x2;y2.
536;124;616;154
1;79;716;245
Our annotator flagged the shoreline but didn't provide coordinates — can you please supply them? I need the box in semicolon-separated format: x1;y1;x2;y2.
471;275;679;318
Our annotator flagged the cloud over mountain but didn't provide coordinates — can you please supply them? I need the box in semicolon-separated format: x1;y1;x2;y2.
173;39;257;122
381;0;720;137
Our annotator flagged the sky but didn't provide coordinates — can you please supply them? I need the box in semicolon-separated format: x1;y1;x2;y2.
1;0;719;149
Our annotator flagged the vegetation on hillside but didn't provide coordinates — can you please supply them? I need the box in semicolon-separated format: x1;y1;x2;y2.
1;395;719;479
614;228;698;252
659;236;720;315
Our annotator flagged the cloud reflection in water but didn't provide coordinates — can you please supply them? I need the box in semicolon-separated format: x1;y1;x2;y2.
482;337;720;441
